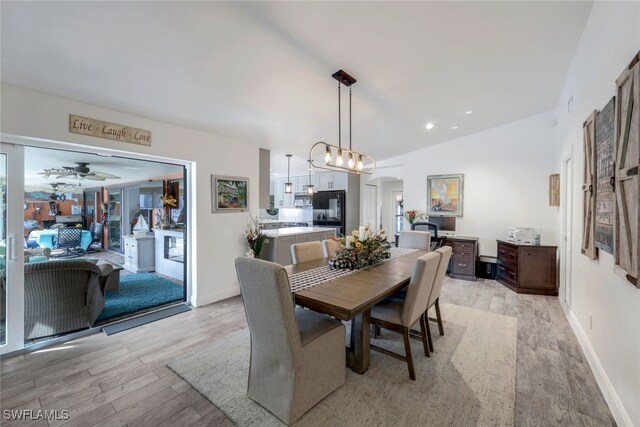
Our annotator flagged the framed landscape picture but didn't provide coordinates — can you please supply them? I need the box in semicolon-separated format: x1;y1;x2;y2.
211;175;249;213
427;174;464;217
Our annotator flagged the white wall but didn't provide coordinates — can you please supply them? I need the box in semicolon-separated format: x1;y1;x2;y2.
364;112;558;256
553;3;640;426
1;83;259;307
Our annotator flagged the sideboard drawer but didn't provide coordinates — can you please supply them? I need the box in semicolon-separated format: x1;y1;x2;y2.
497;243;518;265
451;259;474;276
497;262;517;285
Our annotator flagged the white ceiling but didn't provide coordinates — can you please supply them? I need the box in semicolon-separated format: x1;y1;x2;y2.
24;146;183;191
2;2;591;171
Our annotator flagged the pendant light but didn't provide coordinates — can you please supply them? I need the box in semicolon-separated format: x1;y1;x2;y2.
308;69;375;175
307;159;315;195
284;154;292;194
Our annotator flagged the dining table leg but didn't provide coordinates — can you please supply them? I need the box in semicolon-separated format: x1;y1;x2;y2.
347;309;371;374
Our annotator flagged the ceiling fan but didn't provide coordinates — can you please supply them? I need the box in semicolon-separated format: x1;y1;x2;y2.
39;162;121;181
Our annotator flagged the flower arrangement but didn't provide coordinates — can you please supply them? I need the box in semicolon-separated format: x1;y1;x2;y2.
329;225;391;270
403;210;424;225
243;214;267;257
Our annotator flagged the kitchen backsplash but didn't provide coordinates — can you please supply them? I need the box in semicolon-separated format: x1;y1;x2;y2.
259;208;313;223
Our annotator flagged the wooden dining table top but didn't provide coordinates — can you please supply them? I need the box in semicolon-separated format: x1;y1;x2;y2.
284;250;427;321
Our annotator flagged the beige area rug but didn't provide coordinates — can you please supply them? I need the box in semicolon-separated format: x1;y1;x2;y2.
168;303;517;426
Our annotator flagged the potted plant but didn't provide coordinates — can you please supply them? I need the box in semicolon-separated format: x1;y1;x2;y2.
243;214;267;258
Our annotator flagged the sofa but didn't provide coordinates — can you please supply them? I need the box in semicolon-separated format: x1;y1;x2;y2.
23;260;114;339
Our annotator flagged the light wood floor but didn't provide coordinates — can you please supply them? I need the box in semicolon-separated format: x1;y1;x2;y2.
1;279;614;426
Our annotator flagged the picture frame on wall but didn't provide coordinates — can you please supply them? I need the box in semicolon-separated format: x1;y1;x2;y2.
427;174;464;217
211;175;250;213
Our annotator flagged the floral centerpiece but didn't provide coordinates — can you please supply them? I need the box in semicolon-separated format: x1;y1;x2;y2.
403;210;424;225
243;214;267;258
329;225;391;270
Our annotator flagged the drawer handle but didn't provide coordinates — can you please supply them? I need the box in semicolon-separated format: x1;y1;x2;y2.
461;253;465;256
499;250;505;254
459;263;467;267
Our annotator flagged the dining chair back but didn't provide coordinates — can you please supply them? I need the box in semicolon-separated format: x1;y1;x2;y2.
235;257;345;424
55;227;83;257
321;239;341;258
402;252;441;327
427;246;452;339
398;230;431;251
290;241;324;264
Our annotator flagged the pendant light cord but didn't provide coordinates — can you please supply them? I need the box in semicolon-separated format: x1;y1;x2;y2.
338;81;341;150
349;86;352;151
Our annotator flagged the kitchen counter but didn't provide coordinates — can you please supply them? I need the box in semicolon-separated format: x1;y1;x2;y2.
259;227;337;265
264;226;335;238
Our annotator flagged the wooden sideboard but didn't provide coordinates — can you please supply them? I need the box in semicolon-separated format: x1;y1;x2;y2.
441;236;479;281
496;240;558;296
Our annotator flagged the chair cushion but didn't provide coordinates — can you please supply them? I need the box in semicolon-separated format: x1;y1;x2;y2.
370;298;404;324
295;308;343;346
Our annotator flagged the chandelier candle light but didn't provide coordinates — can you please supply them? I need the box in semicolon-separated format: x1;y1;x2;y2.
309;70;376;175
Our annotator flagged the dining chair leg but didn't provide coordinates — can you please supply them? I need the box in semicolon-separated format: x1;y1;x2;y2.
419;315;430;358
402;327;416;381
435;298;444;336
425;317;434;353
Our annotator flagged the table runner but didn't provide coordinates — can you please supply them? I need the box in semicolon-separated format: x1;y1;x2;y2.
289;247;417;293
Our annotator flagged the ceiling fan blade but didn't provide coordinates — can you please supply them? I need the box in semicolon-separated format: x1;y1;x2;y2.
83;175;106;181
91;171;121;179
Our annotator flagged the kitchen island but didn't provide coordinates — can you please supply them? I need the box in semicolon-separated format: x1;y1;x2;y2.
259;227;336;265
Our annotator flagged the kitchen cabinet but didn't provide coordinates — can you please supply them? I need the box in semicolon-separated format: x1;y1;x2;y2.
123;235;155;273
315;172;348;191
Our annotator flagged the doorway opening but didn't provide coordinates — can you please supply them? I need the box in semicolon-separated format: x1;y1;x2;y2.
20;145;188;345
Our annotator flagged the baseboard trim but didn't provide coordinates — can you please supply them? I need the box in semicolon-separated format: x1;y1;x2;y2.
568;311;633;427
190;287;240;307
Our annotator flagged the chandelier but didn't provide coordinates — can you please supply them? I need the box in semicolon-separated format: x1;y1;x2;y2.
309;70;375;175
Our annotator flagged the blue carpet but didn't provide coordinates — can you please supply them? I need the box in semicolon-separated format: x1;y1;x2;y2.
97;273;184;321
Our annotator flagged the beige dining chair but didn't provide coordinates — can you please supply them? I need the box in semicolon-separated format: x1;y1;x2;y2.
370;251;441;380
321;239;341;258
235;257;346;424
291;241;324;264
397;230;431;251
424;246;452;352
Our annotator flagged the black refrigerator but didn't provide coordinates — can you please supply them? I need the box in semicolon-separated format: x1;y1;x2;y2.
312;190;346;237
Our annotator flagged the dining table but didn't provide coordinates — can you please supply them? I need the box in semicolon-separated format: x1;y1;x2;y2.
284;248;427;375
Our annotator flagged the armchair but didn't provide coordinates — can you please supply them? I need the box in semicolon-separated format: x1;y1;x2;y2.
24;260;113;339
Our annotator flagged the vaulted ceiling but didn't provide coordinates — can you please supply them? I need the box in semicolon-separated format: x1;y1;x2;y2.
1;1;591;164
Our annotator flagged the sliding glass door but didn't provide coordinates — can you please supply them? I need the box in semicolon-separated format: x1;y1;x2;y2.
0;143;25;354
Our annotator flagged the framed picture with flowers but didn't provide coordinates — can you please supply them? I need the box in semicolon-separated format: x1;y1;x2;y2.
211;175;250;213
427;174;464;217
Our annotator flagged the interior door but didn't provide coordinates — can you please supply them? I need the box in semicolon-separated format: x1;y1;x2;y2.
363;184;378;230
0;143;25;353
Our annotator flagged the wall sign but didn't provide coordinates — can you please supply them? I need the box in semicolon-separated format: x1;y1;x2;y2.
595;97;615;254
69;114;151;146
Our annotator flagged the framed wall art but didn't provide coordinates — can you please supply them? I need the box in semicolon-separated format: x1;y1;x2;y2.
427;174;464;217
595;97;615;255
211;175;250;213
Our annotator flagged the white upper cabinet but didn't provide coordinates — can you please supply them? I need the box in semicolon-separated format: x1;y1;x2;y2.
315;172;348;191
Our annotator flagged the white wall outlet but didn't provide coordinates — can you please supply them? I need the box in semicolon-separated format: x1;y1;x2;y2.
589;312;593;330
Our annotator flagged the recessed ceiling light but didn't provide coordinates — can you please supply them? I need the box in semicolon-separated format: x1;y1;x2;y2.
451;126;459;130
465;110;473;115
425;123;435;130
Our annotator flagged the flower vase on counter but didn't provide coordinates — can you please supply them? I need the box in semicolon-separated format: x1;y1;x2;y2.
244;214;267;258
329;225;391;270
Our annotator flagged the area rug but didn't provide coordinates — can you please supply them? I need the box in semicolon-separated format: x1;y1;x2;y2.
168;303;517;426
97;272;184;321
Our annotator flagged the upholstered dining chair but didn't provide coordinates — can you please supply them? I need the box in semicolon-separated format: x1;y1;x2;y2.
424;246;452;352
290;241;324;265
321;239;341;258
397;230;431;251
235;257;346;424
370;251;441;380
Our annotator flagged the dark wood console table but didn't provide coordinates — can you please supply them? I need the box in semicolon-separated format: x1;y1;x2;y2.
441;236;479;281
496;240;558;295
